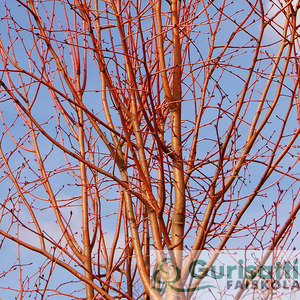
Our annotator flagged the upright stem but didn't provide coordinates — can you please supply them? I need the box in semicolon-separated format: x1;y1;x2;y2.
170;0;185;257
77;108;94;299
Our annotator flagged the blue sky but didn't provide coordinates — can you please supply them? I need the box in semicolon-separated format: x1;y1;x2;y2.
0;0;299;298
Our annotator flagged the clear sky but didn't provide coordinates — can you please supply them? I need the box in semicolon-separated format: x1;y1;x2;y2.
0;0;299;299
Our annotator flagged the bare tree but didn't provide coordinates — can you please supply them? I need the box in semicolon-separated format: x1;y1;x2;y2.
0;0;299;299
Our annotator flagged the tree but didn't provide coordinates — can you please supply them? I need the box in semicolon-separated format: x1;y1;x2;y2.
0;0;299;299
